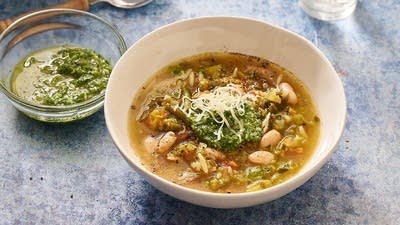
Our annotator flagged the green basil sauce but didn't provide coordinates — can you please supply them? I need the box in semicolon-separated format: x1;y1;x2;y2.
12;46;112;106
190;104;263;151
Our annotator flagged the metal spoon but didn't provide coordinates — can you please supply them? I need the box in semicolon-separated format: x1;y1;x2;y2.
90;0;153;9
0;0;152;33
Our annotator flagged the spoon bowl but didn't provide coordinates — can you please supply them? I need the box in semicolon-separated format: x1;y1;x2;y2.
0;0;153;33
91;0;153;9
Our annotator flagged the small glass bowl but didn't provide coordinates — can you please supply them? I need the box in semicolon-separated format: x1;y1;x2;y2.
0;9;126;122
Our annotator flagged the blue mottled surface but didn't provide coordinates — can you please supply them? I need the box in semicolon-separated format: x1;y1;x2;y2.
0;0;399;224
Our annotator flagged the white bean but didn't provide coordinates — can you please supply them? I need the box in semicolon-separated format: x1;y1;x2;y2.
279;82;298;105
260;129;282;149
248;151;275;165
156;131;177;154
144;135;158;153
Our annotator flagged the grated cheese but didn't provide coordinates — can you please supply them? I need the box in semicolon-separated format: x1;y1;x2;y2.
179;83;256;142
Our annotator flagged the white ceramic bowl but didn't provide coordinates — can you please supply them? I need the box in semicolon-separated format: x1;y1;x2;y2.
105;16;346;208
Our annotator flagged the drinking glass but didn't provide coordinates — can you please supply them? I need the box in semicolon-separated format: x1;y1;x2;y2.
299;0;357;20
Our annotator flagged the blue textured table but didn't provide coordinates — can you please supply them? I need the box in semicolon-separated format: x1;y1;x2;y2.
1;1;399;224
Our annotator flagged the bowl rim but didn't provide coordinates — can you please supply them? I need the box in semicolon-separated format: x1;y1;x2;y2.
105;15;347;205
0;8;127;111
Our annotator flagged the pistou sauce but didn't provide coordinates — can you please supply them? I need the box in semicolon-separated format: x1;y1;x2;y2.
12;46;112;106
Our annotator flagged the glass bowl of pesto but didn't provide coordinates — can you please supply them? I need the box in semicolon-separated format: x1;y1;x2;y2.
0;9;126;122
105;17;346;208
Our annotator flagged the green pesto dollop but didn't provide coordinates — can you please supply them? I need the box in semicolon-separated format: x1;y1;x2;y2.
190;104;263;151
12;46;112;106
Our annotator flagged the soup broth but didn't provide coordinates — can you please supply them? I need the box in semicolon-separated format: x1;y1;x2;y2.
129;52;320;193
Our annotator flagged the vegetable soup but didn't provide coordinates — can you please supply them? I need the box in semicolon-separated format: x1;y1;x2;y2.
129;52;320;193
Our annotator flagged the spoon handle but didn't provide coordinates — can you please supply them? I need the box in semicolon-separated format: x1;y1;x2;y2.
0;0;90;33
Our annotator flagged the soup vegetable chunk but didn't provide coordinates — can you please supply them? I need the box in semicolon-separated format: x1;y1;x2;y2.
129;52;320;193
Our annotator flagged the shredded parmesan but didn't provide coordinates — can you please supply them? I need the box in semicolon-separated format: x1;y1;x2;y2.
179;83;256;141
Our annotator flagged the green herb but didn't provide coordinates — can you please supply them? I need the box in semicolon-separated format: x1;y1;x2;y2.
276;160;296;173
245;165;276;181
169;64;184;76
245;166;266;181
206;167;232;190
